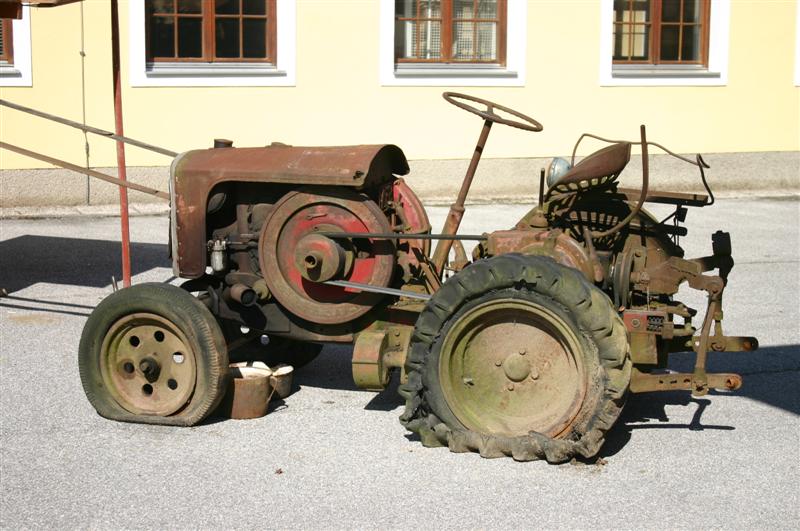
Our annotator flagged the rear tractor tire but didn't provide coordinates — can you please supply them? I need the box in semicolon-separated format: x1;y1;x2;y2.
399;254;631;462
79;283;230;426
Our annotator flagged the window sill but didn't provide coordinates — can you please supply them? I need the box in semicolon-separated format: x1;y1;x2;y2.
612;66;721;79
394;64;518;79
0;64;22;78
383;63;524;87
601;65;727;87
145;62;285;78
0;62;29;86
131;61;295;87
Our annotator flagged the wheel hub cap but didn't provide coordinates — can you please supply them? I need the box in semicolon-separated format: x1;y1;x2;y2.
502;351;531;382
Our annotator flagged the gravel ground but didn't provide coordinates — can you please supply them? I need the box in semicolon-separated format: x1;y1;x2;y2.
1;197;798;529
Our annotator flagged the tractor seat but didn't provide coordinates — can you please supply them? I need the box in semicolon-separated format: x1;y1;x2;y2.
545;142;631;200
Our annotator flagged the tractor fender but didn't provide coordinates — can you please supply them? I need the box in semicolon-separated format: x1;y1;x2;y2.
485;229;595;282
169;144;409;278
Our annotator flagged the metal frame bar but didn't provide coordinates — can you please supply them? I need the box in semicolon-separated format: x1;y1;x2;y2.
0;141;170;200
321;232;487;241
0;99;178;157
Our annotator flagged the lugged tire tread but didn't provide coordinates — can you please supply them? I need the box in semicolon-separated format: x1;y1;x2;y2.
78;283;230;427
399;254;631;463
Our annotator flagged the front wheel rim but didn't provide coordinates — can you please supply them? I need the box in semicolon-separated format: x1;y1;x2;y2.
100;313;197;416
439;298;587;438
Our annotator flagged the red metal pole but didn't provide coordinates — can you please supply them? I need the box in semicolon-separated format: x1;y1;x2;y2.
111;0;132;288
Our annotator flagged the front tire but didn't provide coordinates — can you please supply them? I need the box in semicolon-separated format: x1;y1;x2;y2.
399;254;631;462
79;283;229;426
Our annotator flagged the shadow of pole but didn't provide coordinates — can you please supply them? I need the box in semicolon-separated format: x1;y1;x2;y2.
0;235;169;293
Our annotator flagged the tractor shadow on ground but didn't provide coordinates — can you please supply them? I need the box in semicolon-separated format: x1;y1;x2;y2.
600;343;800;459
0;235;169;294
292;343;405;411
597;393;734;459
297;344;799;456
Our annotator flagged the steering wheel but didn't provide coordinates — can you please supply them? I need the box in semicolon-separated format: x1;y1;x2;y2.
442;92;543;132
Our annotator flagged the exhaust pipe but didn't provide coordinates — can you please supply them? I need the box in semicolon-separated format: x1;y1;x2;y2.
225;283;257;307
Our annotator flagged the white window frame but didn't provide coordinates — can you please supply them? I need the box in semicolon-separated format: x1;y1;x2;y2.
599;0;730;87
129;0;296;87
379;0;526;87
0;6;32;87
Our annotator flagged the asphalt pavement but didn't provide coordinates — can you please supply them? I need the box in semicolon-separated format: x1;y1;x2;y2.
1;198;798;529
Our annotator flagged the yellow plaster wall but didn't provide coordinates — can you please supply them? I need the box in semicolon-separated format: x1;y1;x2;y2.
1;0;798;170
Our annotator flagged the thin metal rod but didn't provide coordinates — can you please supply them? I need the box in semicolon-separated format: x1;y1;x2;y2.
0;99;178;158
323;280;431;301
320;232;487;241
111;0;131;288
0;141;170;199
570;132;709;169
79;0;91;204
430;119;493;275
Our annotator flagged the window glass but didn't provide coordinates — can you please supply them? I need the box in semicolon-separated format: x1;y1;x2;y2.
215;17;239;57
178;0;201;14
150;16;175;57
243;18;267;58
243;0;266;15
178;17;202;57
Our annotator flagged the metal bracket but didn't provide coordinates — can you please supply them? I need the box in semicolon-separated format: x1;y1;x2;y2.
630;367;742;393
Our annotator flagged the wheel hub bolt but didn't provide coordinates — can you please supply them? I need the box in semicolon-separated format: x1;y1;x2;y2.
507;383;514;391
530;368;539;380
139;357;161;383
494;360;502;367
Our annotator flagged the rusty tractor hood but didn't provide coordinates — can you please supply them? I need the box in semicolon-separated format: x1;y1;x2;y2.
171;144;410;278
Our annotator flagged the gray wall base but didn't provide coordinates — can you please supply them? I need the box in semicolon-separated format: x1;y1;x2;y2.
2;151;797;208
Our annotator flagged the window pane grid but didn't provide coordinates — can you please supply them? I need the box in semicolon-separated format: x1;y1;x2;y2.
147;0;274;63
613;22;651;61
395;0;505;65
612;0;709;66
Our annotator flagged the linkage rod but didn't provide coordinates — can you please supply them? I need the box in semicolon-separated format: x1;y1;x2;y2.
323;280;432;301
0;99;178;158
320;232;487;241
0;141;170;200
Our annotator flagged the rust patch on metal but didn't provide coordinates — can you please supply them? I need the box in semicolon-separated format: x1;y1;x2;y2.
486;229;594;281
259;188;395;325
172;144;408;278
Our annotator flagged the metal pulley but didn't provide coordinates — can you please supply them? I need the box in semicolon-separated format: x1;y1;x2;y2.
258;188;396;325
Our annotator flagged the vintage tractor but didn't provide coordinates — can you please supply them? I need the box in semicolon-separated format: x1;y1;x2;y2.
79;93;758;462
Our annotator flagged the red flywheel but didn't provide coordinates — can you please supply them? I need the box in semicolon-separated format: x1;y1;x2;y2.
258;187;396;325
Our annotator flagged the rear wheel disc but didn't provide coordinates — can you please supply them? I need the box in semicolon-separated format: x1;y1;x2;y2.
439;298;586;439
399;254;631;462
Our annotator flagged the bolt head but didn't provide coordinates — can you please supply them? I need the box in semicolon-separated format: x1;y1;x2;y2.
494;360;502;367
507;383;514;391
519;349;527;356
